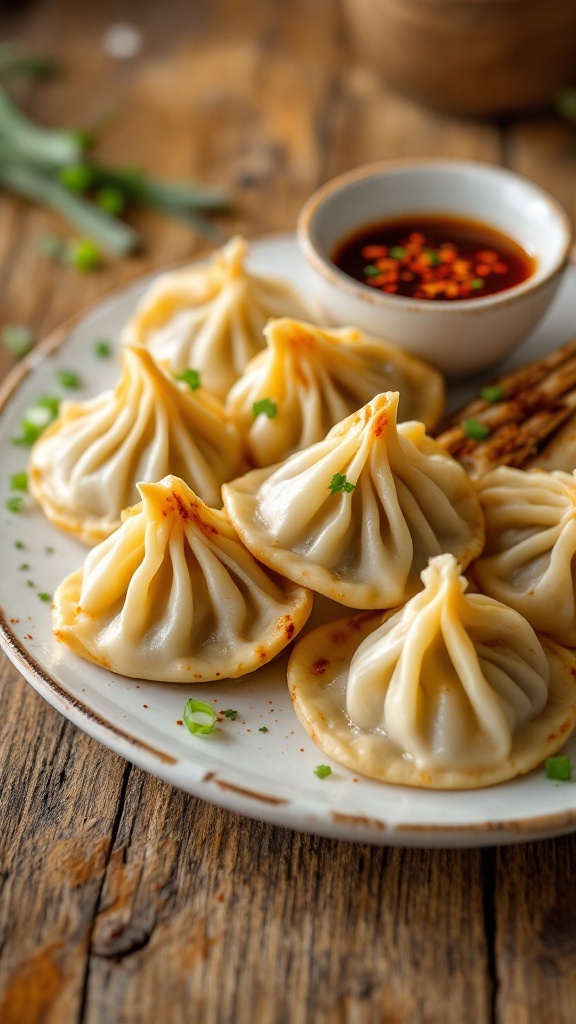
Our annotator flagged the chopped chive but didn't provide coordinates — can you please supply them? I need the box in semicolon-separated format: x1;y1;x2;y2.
96;186;126;215
183;698;217;735
480;385;505;404
314;764;332;779
252;397;277;419
389;246;407;260
6;495;23;513
174;368;201;391
26;579;35;588
11;395;61;445
37;592;52;603
224;709;238;720
545;756;572;781
471;278;485;290
1;323;34;358
18;563;30;571
14;540;24;549
9;471;28;491
45;546;55;554
66;238;102;272
328;472;356;494
57;163;93;193
94;339;113;358
58;369;81;389
363;265;380;277
462;418;490;442
259;726;268;733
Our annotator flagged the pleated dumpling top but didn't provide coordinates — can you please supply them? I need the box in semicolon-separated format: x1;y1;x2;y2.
226;317;444;467
122;236;309;400
53;475;313;682
223;391;484;609
29;345;246;545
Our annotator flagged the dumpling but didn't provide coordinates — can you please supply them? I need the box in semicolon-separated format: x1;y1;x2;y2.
223;392;484;609
288;554;576;789
473;466;576;645
225;317;444;467
53;475;313;682
122;235;310;400
29;345;246;545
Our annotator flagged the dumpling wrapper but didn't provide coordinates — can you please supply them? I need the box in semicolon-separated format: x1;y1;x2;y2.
473;466;576;645
29;345;246;546
53;475;313;682
223;391;484;609
288;554;576;789
225;317;444;467
122;235;310;400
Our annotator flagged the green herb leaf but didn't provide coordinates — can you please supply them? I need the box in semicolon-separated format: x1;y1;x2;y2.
389;246;407;260
363;265;380;277
9;471;28;491
174;369;201;391
183;698;217;735
94;339;113;358
58;369;81;389
96;186;126;215
26;579;35;588
6;495;23;513
259;726;268;733
545;756;572;781
314;764;332;779
58;163;94;193
14;540;24;549
1;323;34;358
37;592;52;603
471;278;485;290
252;397;277;419
462;418;490;442
66;238;102;272
480;385;505;404
328;472;356;494
18;563;30;571
224;709;238;720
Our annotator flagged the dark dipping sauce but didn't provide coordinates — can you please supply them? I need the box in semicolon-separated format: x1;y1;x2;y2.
332;214;536;301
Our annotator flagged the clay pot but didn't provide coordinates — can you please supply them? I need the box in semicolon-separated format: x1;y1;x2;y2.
342;0;576;116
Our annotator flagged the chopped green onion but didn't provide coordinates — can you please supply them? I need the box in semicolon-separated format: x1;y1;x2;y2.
363;265;380;277
45;546;55;554
545;756;572;781
174;369;201;391
389;246;407;260
37;592;51;603
480;385;505;404
6;495;23;513
471;278;485;290
26;579;35;588
259;726;268;733
96;186;126;215
18;563;30;571
183;698;217;735
57;163;94;193
66;238;101;272
1;323;34;358
252;397;277;419
462;418;490;442
14;540;24;549
58;369;81;389
328;472;356;494
94;339;113;358
9;471;28;491
314;764;332;779
11;395;60;445
424;249;441;266
224;709;238;720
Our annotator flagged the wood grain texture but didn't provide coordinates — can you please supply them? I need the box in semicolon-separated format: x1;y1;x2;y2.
0;1;575;1022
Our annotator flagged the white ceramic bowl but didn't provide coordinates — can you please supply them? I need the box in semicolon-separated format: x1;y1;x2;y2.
297;160;573;377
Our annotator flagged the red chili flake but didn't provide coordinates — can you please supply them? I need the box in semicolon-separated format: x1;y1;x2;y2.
477;250;498;263
384;284;398;293
409;232;425;245
493;261;508;274
476;263;491;276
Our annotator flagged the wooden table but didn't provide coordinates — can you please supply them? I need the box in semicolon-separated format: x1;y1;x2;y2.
1;3;576;1021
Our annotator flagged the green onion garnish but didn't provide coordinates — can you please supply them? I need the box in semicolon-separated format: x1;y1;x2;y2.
183;698;217;735
94;339;112;358
224;709;238;720
174;369;201;391
328;472;356;494
96;186;126;215
545;756;572;781
57;163;94;193
6;496;23;513
66;238;101;272
259;726;268;733
480;385;505;404
471;278;485;290
26;579;35;588
11;395;61;446
9;471;28;491
58;369;81;389
363;265;380;277
314;764;332;779
14;540;24;549
252;397;277;419
1;323;34;358
18;563;30;571
37;592;52;603
462;418;490;442
389;246;407;260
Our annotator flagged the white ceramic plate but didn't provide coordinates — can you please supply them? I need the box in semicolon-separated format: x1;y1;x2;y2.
2;233;576;849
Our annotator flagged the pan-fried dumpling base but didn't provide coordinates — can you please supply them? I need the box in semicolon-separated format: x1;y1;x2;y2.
288;555;576;789
53;475;313;682
29;345;246;546
473;466;576;645
122;236;310;400
223;392;484;609
225;318;444;467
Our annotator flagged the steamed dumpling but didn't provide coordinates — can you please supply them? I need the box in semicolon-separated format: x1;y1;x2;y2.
225;317;444;467
223;392;484;608
29;345;246;545
122;236;309;400
288;554;576;789
53;475;313;681
473;466;576;645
